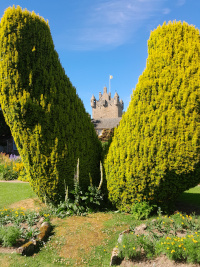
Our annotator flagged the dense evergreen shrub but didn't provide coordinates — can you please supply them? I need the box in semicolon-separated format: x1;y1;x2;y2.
0;6;102;203
105;21;200;211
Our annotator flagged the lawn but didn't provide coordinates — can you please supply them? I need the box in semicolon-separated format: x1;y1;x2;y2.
0;182;36;209
177;185;200;207
1;182;200;267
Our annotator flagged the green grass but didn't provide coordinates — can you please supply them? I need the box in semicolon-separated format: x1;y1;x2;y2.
177;185;200;207
0;182;36;209
0;183;200;266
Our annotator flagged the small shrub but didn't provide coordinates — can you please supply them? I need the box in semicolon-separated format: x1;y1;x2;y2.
51;182;104;218
130;201;156;220
118;233;155;260
0;225;21;247
0;153;25;181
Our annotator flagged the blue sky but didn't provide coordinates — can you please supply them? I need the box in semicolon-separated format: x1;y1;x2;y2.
0;0;200;116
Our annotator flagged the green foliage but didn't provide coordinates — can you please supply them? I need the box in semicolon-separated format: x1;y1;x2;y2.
130;201;156;220
0;6;102;203
0;207;51;248
118;233;155;260
0;225;21;247
155;233;200;263
118;212;200;264
0;153;21;180
105;21;200;211
51;181;104;218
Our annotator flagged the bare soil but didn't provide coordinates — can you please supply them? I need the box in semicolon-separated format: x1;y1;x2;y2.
121;255;200;267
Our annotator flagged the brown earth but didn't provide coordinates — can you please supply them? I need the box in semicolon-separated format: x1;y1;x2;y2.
121;255;200;267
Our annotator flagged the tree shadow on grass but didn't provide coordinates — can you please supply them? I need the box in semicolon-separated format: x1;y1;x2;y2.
175;192;200;215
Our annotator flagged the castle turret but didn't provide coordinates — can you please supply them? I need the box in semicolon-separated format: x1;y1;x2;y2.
114;92;119;105
91;87;123;119
90;94;96;108
120;99;124;110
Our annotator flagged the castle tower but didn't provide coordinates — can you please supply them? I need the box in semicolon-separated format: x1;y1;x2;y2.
91;87;124;119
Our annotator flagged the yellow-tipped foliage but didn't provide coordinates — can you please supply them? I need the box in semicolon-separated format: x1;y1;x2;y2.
0;6;102;203
105;21;200;211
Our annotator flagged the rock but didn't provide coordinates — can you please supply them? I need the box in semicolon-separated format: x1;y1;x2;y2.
17;241;36;256
37;222;51;241
38;217;45;224
134;223;147;234
118;229;131;243
110;247;122;266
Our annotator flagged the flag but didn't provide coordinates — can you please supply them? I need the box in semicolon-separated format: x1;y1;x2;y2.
109;75;113;79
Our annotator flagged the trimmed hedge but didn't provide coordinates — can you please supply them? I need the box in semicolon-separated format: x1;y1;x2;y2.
0;6;102;203
105;21;200;211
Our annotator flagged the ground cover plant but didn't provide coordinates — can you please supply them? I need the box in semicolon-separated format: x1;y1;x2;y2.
105;21;200;212
118;211;200;264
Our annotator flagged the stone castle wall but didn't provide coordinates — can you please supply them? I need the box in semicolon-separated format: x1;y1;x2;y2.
91;87;123;119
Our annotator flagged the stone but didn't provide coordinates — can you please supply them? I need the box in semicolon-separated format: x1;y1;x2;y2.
110;247;122;266
135;223;147;232
37;222;51;241
17;241;36;256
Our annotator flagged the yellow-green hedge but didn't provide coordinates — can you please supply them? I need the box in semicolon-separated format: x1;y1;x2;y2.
0;6;102;203
105;21;200;211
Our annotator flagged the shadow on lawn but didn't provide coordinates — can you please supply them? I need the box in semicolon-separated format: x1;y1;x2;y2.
175;192;200;215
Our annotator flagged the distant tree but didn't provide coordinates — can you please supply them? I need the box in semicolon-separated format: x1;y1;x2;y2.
0;6;102;203
105;21;200;211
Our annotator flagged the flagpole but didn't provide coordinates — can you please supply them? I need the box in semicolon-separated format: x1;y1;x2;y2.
109;75;113;93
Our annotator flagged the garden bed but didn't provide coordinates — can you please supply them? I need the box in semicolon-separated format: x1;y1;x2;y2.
0;207;51;255
112;211;200;266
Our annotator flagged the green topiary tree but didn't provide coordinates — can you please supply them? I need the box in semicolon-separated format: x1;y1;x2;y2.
104;21;200;211
0;6;102;203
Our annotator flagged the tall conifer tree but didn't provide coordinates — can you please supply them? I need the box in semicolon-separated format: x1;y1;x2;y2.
105;21;200;211
0;6;102;203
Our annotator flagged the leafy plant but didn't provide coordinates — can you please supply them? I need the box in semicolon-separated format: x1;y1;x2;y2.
130;201;156;220
118;233;155;260
0;225;21;247
0;153;24;181
51;163;104;218
22;227;40;240
51;183;104;218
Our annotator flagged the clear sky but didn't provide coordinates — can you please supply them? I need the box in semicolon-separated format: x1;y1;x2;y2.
0;0;200;116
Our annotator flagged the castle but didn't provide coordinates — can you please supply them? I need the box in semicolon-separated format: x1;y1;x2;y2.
91;86;123;139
